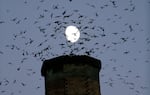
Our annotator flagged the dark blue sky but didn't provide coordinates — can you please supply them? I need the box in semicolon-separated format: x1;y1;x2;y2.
0;0;150;95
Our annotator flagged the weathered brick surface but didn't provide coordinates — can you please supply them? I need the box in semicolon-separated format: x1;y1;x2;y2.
42;55;101;95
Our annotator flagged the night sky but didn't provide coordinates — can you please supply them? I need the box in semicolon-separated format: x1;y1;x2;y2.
0;0;150;95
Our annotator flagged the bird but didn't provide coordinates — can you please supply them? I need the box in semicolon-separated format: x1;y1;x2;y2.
0;51;3;54
0;21;5;24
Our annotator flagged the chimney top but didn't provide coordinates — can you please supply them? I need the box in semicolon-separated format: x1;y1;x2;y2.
41;55;101;77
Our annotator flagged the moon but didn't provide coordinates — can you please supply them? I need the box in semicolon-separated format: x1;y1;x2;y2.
65;25;80;43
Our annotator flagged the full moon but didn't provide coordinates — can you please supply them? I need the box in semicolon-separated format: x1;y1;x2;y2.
65;25;80;43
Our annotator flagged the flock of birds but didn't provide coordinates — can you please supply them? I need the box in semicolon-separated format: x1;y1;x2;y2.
0;0;150;95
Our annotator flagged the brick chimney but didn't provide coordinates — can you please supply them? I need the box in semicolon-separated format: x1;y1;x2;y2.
41;55;101;95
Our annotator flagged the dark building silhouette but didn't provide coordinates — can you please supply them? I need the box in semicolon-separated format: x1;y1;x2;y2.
41;55;101;95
